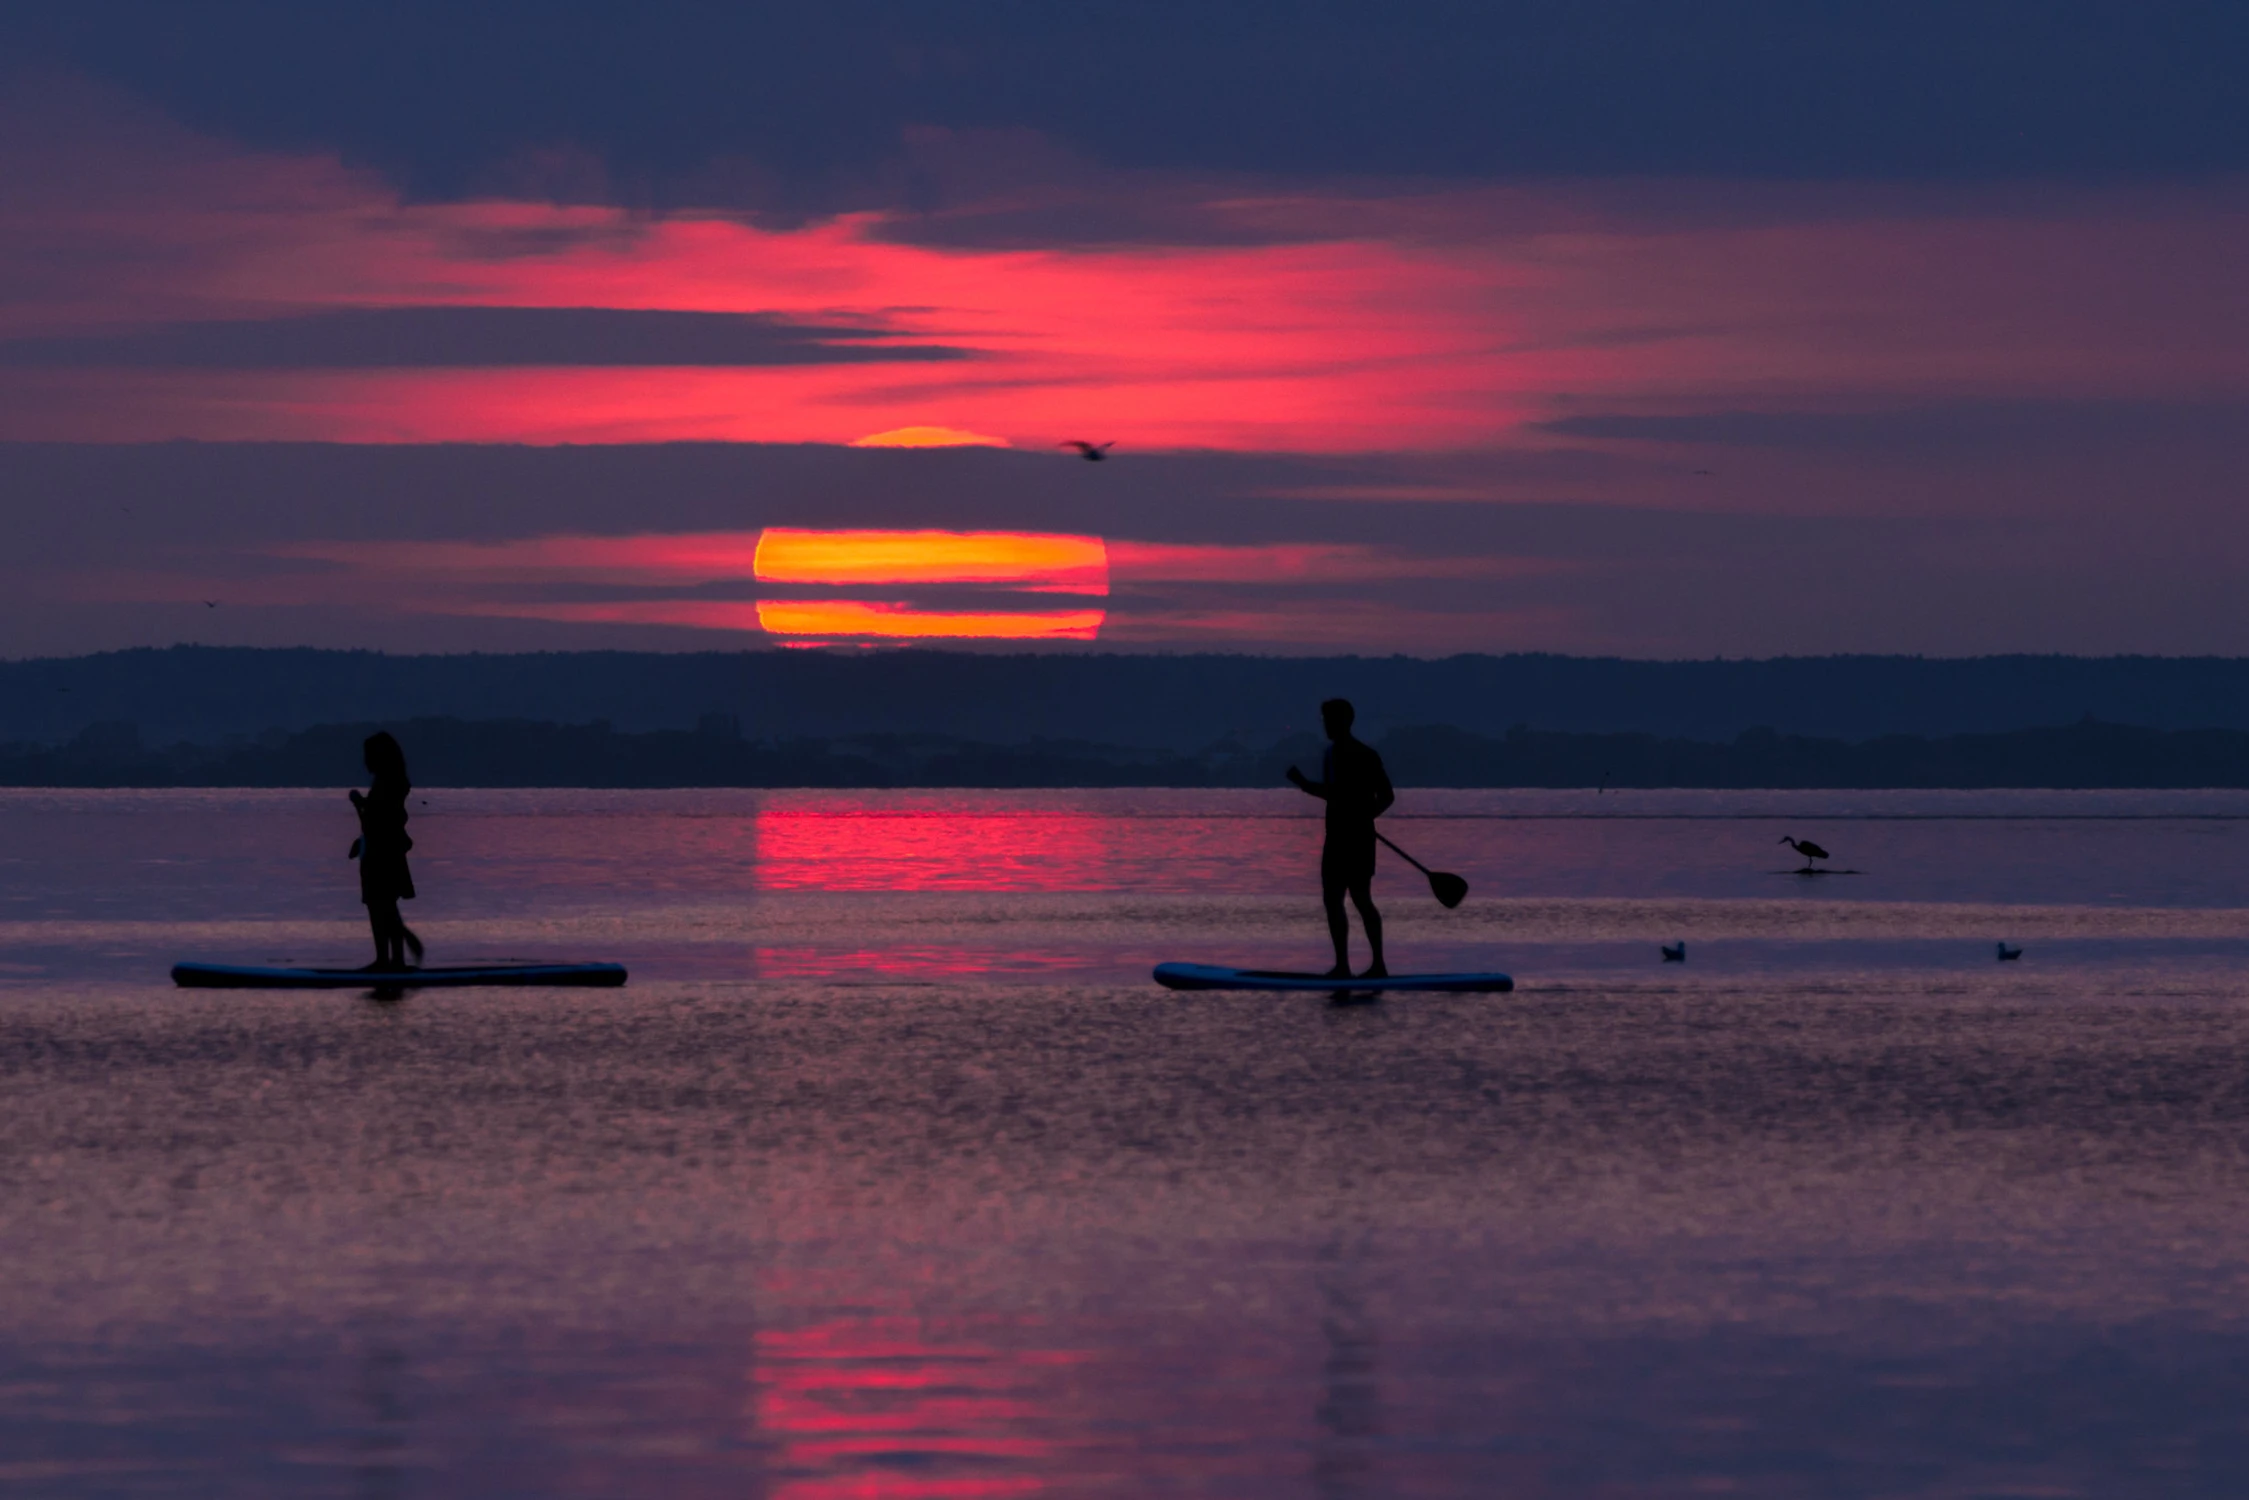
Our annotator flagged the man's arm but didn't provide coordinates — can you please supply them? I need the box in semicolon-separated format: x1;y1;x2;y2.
1369;756;1395;819
1286;764;1328;799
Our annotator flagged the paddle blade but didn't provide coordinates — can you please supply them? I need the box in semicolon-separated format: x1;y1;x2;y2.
1429;870;1469;909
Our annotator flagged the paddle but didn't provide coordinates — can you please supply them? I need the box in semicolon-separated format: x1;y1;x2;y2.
1375;831;1469;908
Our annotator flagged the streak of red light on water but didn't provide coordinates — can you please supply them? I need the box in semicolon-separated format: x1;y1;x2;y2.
750;947;1093;978
754;1320;1085;1499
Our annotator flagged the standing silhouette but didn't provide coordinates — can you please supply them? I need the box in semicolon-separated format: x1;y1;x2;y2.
1779;835;1830;872
350;731;423;970
1288;699;1396;978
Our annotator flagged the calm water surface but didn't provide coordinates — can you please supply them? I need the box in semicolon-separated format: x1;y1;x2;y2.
6;788;2249;1496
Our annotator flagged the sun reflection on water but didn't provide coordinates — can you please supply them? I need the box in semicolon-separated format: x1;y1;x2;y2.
754;1319;1082;1499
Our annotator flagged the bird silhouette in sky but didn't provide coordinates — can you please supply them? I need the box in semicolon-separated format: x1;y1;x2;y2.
1061;440;1114;461
1692;468;1717;476
1996;941;2023;961
203;600;220;608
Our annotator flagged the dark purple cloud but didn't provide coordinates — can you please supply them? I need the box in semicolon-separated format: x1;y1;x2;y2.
0;306;972;369
3;2;2245;207
1535;401;2249;457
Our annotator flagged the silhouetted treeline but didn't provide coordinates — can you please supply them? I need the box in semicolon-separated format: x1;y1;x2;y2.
7;715;2249;789
15;645;2249;749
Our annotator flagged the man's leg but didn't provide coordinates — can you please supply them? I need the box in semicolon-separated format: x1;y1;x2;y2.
1322;863;1352;976
1348;876;1385;977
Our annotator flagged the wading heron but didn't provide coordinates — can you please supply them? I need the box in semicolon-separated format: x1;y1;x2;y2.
1779;836;1830;872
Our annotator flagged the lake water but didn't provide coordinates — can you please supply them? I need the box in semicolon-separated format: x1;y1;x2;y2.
6;787;2249;1497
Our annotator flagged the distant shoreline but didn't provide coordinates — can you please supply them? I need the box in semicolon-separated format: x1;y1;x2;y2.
8;715;2248;791
15;646;2249;754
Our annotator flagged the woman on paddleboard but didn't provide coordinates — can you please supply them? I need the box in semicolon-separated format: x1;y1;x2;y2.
351;731;423;970
1287;698;1395;979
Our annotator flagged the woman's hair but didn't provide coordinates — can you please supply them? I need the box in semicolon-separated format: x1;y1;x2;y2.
363;730;409;786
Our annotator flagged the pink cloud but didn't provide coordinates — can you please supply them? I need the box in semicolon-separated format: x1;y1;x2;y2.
272;532;766;585
4;79;2243;452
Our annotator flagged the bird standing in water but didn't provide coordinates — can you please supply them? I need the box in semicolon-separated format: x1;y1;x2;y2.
1061;440;1114;461
1779;835;1831;872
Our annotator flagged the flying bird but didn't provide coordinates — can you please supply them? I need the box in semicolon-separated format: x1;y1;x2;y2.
203;600;220;608
1061;441;1114;461
1661;941;1685;963
1779;835;1830;871
1996;942;2023;961
1692;468;1717;476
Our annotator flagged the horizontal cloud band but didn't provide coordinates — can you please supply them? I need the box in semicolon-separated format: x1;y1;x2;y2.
0;307;972;369
454;598;1107;641
239;528;1545;642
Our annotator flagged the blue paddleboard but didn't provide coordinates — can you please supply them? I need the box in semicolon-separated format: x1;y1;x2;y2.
1154;963;1511;993
172;961;627;990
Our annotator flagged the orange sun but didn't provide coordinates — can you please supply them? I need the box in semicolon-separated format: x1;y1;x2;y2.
751;529;1108;594
751;528;1108;641
847;426;1010;449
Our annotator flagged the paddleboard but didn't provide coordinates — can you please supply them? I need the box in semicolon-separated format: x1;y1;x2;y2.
172;961;627;990
1153;963;1511;993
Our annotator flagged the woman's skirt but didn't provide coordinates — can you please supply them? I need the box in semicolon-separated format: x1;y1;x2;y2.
359;852;416;906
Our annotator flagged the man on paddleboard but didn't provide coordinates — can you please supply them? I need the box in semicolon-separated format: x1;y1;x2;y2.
1287;698;1395;978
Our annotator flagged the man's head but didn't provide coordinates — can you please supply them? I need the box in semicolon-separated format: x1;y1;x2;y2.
1320;698;1355;740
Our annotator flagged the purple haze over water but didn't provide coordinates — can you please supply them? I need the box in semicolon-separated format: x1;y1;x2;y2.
5;788;2249;1496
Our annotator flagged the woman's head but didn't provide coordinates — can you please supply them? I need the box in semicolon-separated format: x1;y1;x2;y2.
363;730;408;783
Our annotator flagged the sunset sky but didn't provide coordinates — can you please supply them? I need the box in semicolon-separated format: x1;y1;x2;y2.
3;3;2245;656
